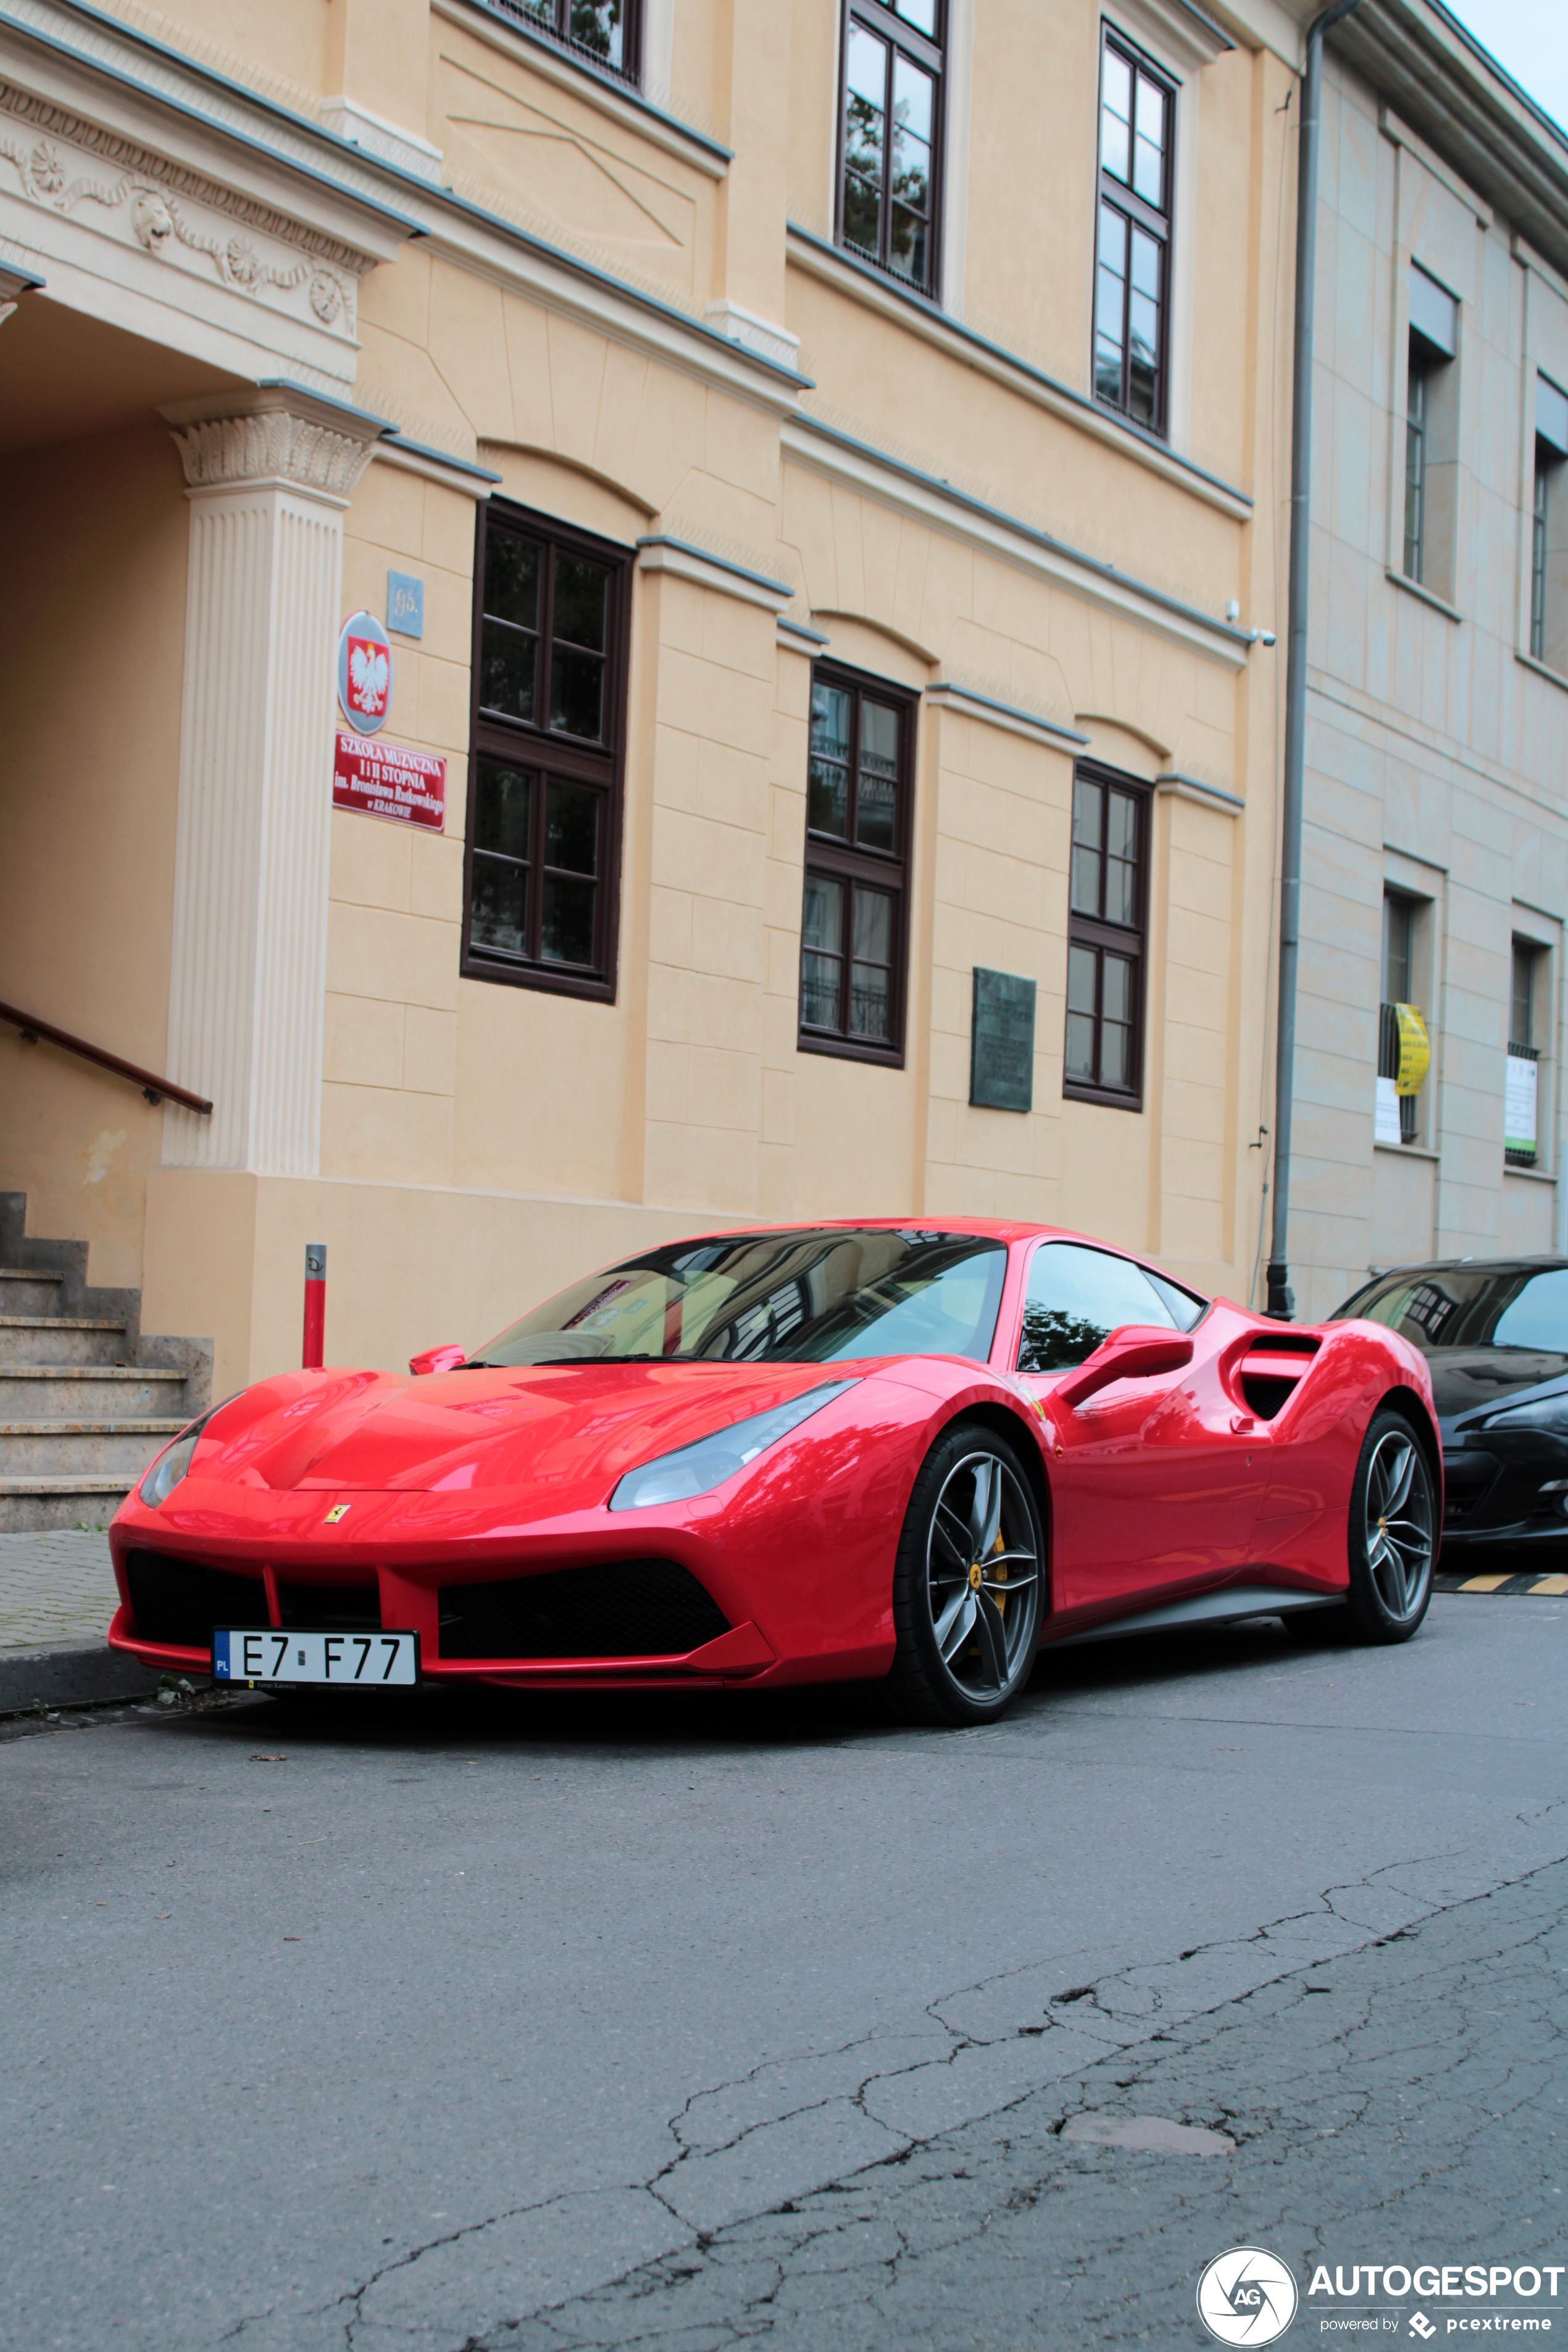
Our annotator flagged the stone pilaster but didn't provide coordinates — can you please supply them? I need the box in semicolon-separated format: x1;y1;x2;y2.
159;387;382;1174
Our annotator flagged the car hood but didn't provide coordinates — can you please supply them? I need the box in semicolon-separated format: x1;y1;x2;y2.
182;1361;862;1502
1428;1347;1568;1437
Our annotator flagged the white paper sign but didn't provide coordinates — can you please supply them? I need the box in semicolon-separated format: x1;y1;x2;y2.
1374;1075;1403;1145
1505;1053;1538;1152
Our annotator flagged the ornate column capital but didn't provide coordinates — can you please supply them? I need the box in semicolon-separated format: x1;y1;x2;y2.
160;384;385;504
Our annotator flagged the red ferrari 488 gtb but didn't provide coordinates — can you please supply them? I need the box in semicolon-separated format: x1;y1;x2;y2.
108;1222;1440;1725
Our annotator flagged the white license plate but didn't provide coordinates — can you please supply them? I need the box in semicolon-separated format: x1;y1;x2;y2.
212;1629;420;1687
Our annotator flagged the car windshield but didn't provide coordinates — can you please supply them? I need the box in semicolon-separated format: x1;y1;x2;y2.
472;1228;1009;1367
1337;1265;1568;1354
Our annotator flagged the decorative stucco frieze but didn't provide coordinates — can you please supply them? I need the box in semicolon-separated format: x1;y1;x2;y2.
0;85;361;338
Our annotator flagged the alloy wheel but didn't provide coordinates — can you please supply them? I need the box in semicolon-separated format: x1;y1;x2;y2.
926;1450;1041;1699
1363;1427;1435;1623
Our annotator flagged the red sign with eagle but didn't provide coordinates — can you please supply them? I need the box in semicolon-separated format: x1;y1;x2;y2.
336;609;394;736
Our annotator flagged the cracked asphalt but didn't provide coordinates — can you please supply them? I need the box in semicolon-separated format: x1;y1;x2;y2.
4;1594;1567;2352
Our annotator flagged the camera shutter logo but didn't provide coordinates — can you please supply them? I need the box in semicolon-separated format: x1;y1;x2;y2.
1196;2248;1299;2345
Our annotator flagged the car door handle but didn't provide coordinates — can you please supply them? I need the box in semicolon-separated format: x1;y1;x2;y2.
1230;1413;1256;1434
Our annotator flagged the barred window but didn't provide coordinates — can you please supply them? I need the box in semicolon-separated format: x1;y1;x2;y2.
494;0;640;83
838;0;944;297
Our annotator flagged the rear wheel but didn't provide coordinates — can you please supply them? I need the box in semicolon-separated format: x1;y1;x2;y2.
886;1422;1045;1725
1346;1408;1436;1640
1284;1406;1435;1646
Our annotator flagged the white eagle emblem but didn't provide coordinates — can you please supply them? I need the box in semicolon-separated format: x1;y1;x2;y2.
349;640;389;714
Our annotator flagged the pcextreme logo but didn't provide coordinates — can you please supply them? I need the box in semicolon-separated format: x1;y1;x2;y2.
1198;2248;1301;2345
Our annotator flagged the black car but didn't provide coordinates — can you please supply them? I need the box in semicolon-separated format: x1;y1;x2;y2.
1332;1258;1568;1561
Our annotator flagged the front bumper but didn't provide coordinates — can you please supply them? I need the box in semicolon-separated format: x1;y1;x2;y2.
1440;1427;1568;1554
104;1478;896;1691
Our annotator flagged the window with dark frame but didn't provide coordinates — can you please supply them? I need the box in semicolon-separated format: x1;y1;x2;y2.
798;664;915;1062
1509;937;1543;1169
1512;938;1538;1054
838;0;944;298
1532;452;1551;661
1532;376;1568;672
1404;359;1430;582
463;499;631;1003
1403;267;1459;594
492;0;640;81
1063;764;1148;1107
1379;889;1420;1147
1093;27;1174;436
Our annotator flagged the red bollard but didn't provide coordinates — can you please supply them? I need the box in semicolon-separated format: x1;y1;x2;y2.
302;1243;326;1369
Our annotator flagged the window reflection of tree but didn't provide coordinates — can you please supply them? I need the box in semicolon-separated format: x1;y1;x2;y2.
1017;1307;1113;1373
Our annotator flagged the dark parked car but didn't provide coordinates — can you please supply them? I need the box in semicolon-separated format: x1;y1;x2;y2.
1332;1258;1568;1562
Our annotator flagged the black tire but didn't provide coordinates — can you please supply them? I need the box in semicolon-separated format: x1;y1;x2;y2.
885;1420;1046;1725
1342;1405;1437;1643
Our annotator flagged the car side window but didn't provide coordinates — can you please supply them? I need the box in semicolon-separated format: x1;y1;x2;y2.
1017;1242;1195;1373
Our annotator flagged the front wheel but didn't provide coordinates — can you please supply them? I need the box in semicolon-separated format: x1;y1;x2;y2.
885;1421;1045;1725
1345;1406;1437;1642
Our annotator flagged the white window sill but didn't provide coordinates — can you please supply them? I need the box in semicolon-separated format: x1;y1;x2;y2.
1515;648;1568;696
1374;1140;1440;1161
1504;1162;1556;1183
1386;570;1463;623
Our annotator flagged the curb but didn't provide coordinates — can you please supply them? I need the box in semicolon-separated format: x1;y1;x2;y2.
0;1638;161;1714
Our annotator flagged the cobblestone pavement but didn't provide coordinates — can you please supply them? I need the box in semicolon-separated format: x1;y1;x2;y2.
482;1856;1568;2352
0;1527;117;1649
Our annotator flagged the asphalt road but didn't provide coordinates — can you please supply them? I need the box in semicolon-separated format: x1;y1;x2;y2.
4;1594;1567;2352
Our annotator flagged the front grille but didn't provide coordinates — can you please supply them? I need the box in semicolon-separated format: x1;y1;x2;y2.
125;1550;267;1648
438;1559;730;1661
277;1582;382;1630
1443;1450;1501;1527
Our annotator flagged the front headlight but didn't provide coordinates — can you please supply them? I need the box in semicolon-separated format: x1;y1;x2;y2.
609;1380;856;1511
138;1406;222;1507
1481;1391;1568;1433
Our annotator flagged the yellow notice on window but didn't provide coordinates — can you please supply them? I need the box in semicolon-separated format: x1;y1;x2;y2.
1393;1002;1430;1096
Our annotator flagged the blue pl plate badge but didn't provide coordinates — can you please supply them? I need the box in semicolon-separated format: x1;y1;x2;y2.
387;570;424;640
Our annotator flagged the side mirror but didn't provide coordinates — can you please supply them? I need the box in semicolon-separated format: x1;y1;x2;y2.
1055;1325;1194;1412
409;1343;467;1377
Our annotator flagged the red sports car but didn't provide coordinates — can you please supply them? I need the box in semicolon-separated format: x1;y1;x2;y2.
107;1222;1440;1725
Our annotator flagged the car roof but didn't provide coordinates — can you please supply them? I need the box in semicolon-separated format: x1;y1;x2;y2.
662;1217;1141;1250
1356;1256;1568;1282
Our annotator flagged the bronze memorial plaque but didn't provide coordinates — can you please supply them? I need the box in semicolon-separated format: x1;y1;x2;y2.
970;967;1036;1112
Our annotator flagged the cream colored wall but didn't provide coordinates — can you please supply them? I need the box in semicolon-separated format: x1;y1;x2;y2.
2;0;1301;1375
0;422;189;1288
429;12;724;309
326;458;473;1191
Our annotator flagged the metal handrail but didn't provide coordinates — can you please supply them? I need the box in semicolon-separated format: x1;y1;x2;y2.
0;1000;212;1114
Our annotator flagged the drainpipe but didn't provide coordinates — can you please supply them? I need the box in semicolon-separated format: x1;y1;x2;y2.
1267;0;1364;1320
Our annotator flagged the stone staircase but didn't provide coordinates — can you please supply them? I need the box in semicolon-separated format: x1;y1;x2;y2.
0;1194;212;1532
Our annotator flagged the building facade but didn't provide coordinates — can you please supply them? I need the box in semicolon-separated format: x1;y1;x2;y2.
0;0;1301;1483
1288;0;1568;1320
